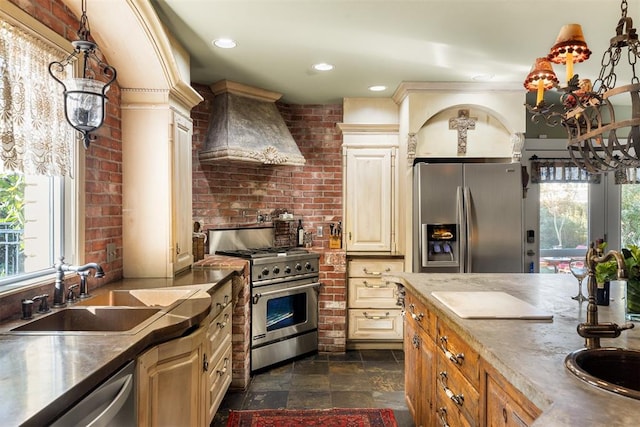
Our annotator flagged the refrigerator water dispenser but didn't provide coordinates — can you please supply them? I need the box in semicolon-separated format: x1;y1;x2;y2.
423;224;458;267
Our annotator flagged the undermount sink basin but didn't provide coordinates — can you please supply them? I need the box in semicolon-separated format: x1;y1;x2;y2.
74;288;196;308
565;347;640;400
8;307;163;335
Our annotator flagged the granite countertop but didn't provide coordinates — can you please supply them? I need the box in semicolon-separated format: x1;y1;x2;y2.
388;272;640;427
0;268;238;427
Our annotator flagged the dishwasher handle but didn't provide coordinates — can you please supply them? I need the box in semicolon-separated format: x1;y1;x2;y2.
87;372;134;427
51;361;136;427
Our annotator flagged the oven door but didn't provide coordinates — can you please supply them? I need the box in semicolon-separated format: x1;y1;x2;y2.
251;279;320;347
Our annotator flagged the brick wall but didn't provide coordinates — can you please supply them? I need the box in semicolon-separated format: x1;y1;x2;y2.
191;84;347;352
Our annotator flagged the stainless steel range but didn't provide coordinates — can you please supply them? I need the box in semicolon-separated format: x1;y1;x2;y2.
210;227;320;372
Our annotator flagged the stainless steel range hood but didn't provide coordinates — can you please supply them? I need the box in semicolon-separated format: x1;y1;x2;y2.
199;80;306;166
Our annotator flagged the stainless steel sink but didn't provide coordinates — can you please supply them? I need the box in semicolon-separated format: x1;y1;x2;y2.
74;288;196;307
565;347;640;400
8;307;163;335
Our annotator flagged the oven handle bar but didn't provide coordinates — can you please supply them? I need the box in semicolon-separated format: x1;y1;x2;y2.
252;281;321;304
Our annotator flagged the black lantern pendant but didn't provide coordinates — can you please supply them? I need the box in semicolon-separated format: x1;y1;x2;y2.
48;0;116;149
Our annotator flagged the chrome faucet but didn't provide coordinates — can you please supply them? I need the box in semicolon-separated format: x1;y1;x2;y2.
578;242;635;349
53;257;105;307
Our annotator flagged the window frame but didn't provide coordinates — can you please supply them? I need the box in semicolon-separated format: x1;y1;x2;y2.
0;1;83;292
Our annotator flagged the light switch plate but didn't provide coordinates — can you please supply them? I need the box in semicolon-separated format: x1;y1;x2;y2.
106;243;117;263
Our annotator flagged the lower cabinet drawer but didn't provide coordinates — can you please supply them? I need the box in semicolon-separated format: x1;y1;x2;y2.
436;352;480;426
207;343;232;423
207;304;233;362
348;277;399;308
436;395;474;427
210;280;233;319
347;309;403;340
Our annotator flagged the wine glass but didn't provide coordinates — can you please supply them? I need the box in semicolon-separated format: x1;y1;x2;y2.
569;260;588;302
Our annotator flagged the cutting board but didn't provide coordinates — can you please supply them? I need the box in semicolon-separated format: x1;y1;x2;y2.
431;291;553;320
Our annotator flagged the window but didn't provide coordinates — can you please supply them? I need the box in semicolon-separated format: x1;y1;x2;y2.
0;4;80;289
529;156;599;274
621;184;640;248
539;182;589;273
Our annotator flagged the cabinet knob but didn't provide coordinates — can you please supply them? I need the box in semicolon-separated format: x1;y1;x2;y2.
412;333;420;349
202;353;209;372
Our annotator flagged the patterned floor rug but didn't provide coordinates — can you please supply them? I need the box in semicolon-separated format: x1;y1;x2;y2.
226;408;398;427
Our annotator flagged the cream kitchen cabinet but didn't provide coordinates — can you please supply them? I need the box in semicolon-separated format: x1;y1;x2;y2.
137;322;204;427
123;98;198;277
347;258;404;344
343;143;397;252
171;112;195;274
137;281;232;427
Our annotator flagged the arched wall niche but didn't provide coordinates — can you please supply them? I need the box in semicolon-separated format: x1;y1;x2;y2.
414;104;514;158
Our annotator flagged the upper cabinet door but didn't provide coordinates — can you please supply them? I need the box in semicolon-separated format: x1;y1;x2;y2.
172;111;194;274
345;147;395;251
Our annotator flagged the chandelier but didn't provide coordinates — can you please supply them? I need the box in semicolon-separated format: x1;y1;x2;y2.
48;0;116;149
524;0;640;174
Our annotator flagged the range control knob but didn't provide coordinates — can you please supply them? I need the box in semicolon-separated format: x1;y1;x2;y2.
295;263;302;272
273;266;280;275
284;265;292;274
261;268;270;277
305;262;312;271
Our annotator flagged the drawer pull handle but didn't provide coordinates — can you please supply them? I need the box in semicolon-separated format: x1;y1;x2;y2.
437;407;450;427
363;280;389;288
363;311;390;320
440;336;465;365
217;357;229;376
362;267;391;276
216;295;230;309
408;304;424;322
217;313;230;329
439;371;464;406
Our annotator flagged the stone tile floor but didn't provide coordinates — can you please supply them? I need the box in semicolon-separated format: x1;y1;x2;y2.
211;349;415;427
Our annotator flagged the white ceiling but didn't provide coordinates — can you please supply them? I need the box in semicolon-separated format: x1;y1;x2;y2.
151;0;634;104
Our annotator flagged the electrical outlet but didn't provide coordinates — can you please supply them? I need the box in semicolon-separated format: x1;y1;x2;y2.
106;243;117;263
317;226;323;237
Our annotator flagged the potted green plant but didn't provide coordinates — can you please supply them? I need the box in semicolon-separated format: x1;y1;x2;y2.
595;259;618;285
621;245;640;321
594;259;616;306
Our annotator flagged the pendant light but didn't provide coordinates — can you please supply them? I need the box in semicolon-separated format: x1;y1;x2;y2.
48;0;116;149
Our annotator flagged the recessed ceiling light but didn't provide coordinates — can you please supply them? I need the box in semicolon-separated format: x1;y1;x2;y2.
213;38;237;49
471;73;495;81
368;85;387;92
313;63;334;71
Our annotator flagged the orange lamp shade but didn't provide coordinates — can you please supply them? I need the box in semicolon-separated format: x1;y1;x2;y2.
548;24;592;65
524;57;560;105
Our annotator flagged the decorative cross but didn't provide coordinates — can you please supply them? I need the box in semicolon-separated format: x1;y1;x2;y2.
449;109;477;154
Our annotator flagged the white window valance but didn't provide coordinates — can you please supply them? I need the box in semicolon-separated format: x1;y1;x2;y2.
0;18;73;176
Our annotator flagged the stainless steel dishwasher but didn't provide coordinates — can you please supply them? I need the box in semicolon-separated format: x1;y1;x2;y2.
51;360;136;426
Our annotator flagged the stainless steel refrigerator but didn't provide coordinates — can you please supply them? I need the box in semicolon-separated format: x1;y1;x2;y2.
413;161;524;273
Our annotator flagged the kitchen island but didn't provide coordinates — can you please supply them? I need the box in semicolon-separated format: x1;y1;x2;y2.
389;272;640;427
0;268;240;426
